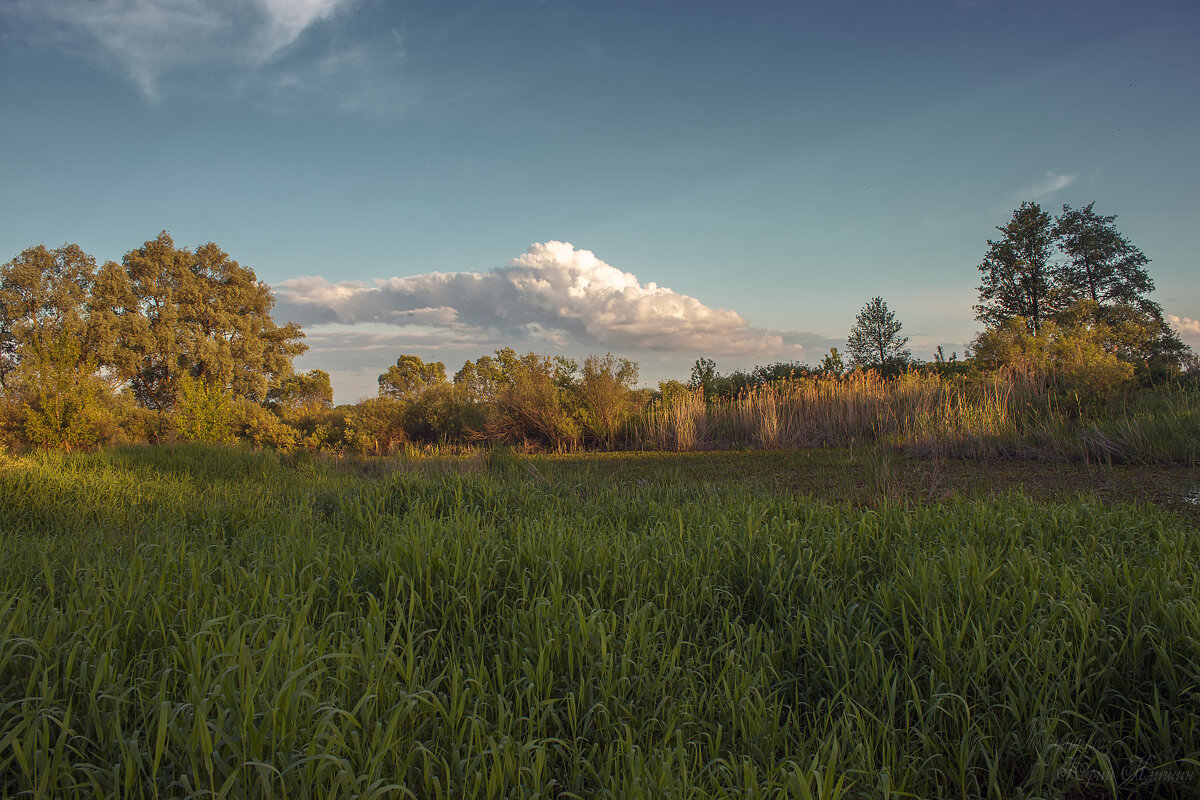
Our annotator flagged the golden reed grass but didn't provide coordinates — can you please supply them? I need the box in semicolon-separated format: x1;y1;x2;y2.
637;370;1048;455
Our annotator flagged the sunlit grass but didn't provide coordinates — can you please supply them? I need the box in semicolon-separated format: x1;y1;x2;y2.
1;445;1198;798
637;373;1200;465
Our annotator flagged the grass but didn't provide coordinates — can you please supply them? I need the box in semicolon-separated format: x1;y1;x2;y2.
1;445;1198;798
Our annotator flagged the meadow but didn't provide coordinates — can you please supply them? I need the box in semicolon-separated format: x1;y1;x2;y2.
2;444;1198;798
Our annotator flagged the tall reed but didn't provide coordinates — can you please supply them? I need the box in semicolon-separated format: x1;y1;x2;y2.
630;371;1199;464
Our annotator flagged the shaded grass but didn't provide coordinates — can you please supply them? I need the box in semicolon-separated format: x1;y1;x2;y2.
1;445;1198;798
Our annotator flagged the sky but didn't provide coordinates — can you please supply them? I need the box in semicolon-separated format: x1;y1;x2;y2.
1;0;1198;402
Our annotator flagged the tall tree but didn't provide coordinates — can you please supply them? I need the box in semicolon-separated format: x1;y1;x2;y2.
1053;202;1154;309
96;232;307;409
0;245;107;447
378;355;447;400
847;297;910;369
0;244;99;389
976;202;1057;334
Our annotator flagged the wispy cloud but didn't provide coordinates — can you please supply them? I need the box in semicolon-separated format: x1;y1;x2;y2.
2;0;355;100
275;241;821;357
1018;170;1078;202
265;32;416;116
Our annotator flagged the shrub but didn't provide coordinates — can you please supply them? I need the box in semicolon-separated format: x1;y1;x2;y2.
173;375;237;444
233;399;301;451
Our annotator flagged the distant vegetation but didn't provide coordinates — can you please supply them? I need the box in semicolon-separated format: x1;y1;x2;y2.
0;201;1194;458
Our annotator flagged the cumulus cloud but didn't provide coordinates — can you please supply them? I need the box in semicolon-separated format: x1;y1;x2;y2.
1168;314;1200;343
276;241;814;357
2;0;353;98
1019;171;1078;202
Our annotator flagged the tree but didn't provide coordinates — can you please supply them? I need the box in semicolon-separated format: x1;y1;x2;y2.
0;244;97;378
688;357;717;397
847;297;910;370
818;347;845;376
577;353;639;448
0;245;110;448
378;355;447;400
1053;202;1154;309
976;202;1057;334
269;369;334;410
475;348;580;449
96;232;307;409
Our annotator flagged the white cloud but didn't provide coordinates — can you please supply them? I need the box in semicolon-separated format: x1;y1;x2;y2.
2;0;353;99
276;241;821;358
265;32;416;116
1019;171;1078;202
1168;314;1200;344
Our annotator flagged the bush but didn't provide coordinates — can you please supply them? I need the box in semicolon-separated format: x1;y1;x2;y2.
971;317;1134;408
233;399;301;451
173;376;237;444
344;397;406;455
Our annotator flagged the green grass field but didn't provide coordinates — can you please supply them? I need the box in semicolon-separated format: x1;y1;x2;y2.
2;445;1198;798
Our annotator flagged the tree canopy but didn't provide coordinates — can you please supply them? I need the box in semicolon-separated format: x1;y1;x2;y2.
975;202;1057;334
2;234;307;411
847;297;910;370
378;355;447;400
1053;202;1154;309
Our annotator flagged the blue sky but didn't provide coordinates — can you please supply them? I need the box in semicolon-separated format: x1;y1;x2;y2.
2;0;1198;401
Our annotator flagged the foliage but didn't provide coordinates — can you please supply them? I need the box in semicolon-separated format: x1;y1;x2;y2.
95;232;307;409
173;375;238;444
576;352;639;447
343;396;406;455
478;349;581;450
232;398;301;451
1053;300;1188;384
846;296;910;371
378;354;447;400
657;379;691;406
19;335;105;452
403;382;462;442
975;201;1058;334
818;347;846;376
0;243;99;393
1053;202;1154;307
268;369;334;410
0;246;109;449
688;356;718;397
970;317;1135;405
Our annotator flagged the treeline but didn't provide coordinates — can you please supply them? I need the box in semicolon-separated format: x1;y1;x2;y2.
1;203;1195;455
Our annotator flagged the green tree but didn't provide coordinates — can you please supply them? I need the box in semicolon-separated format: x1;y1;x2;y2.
818;347;845;376
344;397;406;455
847;297;910;370
453;354;504;403
479;348;580;449
270;369;334;410
976;202;1057;334
1053;202;1154;308
577;353;639;448
0;244;109;449
378;355;447;400
0;244;98;375
97;232;307;409
688;357;717;397
657;379;691;405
